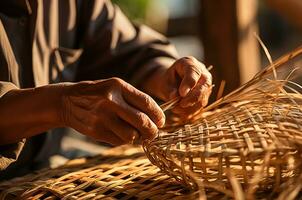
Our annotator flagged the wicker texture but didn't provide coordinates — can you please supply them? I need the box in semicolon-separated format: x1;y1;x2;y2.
144;47;302;196
1;145;298;200
0;146;202;200
1;48;302;199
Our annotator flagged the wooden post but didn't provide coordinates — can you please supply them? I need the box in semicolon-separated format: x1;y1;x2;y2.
199;0;260;101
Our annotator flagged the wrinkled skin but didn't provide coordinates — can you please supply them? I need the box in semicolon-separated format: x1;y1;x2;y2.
0;57;212;146
145;56;212;117
62;78;165;145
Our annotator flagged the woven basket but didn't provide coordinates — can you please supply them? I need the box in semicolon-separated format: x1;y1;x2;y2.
143;47;302;197
1;48;302;200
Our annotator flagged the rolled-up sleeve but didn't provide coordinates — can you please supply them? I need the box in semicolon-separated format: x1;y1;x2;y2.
0;81;25;171
75;0;179;87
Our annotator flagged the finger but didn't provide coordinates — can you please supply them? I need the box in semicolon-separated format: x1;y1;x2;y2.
174;57;212;98
114;100;159;140
174;57;203;97
68;104;124;145
71;112;123;146
179;84;212;108
103;114;139;144
122;84;165;128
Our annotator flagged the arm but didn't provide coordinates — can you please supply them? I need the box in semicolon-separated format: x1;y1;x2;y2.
0;84;64;145
75;0;178;86
0;79;164;146
75;0;212;117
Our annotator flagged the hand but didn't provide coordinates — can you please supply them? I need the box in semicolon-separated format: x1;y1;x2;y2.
62;78;165;145
151;56;212;117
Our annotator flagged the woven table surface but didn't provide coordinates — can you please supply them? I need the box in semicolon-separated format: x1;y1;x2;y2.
0;145;209;200
0;145;296;200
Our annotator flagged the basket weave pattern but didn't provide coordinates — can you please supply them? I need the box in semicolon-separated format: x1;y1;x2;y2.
144;98;302;191
144;47;302;195
0;146;200;199
0;48;302;199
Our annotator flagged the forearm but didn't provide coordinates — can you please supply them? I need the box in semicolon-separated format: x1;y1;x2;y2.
0;84;65;145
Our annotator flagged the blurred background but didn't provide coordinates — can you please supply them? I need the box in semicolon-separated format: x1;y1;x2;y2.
112;0;302;97
53;0;302;166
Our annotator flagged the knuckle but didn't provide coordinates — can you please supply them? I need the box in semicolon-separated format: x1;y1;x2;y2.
181;56;195;62
178;57;192;66
142;95;153;108
108;77;124;88
111;77;123;84
137;113;155;131
137;112;148;127
102;92;114;103
142;95;158;114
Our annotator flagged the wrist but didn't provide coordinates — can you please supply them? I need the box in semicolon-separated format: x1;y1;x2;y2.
34;83;69;127
0;84;68;144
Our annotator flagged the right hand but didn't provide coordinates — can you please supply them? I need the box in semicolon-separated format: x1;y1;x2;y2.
61;78;165;145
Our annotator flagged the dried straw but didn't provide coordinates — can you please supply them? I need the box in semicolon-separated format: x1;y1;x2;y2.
0;146;204;200
0;47;302;200
1;145;289;200
143;46;302;198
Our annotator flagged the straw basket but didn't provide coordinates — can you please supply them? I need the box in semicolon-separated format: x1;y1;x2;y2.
0;47;302;200
143;47;302;197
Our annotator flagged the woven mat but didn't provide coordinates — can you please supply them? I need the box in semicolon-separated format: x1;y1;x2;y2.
0;145;214;200
0;145;290;199
0;145;299;200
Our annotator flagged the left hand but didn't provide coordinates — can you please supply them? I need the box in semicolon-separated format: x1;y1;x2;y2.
153;56;212;117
